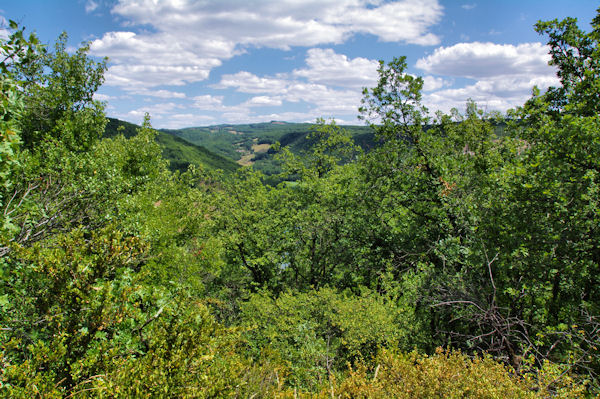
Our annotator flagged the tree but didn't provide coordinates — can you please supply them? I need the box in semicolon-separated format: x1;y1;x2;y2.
500;10;600;383
276;118;360;179
17;32;107;151
0;21;42;228
531;9;600;117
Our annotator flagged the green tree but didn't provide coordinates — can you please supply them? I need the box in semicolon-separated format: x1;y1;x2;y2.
0;21;42;228
277;118;360;179
496;10;600;383
17;32;107;151
531;9;600;117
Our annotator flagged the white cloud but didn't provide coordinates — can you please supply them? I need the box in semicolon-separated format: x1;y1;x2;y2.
165;113;215;128
85;0;99;13
0;15;11;40
322;0;443;45
124;102;182;119
244;96;283;107
461;3;476;10
201;46;381;125
416;42;553;79
131;89;187;99
111;0;442;47
214;71;289;94
91;0;443;90
422;75;450;91
93;93;113;101
192;95;226;111
103;64;216;89
214;70;362;119
219;110;320;125
284;82;361;114
417;42;559;113
424;80;530;114
293;48;379;88
91;31;227;88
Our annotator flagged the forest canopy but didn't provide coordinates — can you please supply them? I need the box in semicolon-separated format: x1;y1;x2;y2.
1;10;599;398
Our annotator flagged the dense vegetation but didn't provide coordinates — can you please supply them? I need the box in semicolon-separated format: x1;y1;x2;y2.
1;10;599;398
162;121;374;181
105;118;240;174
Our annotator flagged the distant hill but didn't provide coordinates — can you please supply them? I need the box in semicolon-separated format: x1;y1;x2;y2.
161;121;376;178
104;118;240;173
108;118;506;180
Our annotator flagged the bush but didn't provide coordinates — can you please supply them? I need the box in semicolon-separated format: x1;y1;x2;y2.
240;287;406;390
330;348;585;399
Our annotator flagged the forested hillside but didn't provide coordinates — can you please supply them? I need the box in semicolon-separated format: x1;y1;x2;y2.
163;120;504;183
1;10;599;398
105;118;240;173
162;122;375;180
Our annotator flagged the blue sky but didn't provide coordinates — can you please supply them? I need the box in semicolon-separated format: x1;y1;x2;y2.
1;0;597;128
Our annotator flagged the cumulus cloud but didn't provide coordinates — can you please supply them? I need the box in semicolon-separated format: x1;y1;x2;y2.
165;113;216;128
293;48;379;88
244;96;283;107
192;95;227;111
214;71;289;94
111;0;442;47
93;93;113;101
220;110;322;125
90;31;226;88
416;41;559;113
212;48;376;119
102;64;216;89
416;42;553;79
190;56;366;123
214;69;362;119
131;89;187;99
421;75;450;91
116;102;184;124
91;0;442;90
424;80;528;114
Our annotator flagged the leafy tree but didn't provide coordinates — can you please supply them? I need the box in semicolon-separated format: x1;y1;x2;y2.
277;118;360;179
17;32;107;151
0;21;42;228
531;10;600;117
496;10;600;382
0;226;150;395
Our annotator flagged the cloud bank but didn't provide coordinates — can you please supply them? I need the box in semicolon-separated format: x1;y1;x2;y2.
91;0;443;91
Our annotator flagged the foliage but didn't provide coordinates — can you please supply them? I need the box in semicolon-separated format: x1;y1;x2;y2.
0;21;43;228
330;348;584;399
276;118;361;179
0;226;149;396
163;120;374;181
16;32;107;151
94;300;284;398
104;117;240;173
240;287;405;390
532;11;600;117
1;9;599;397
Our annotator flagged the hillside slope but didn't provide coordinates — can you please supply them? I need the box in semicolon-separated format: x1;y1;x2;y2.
105;118;240;173
161;121;375;177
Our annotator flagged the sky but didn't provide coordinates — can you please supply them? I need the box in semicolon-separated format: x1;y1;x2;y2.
1;0;598;128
